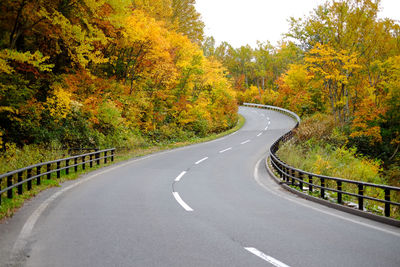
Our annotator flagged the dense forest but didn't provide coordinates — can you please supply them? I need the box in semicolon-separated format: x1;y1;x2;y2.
0;0;237;155
0;0;399;188
202;0;399;186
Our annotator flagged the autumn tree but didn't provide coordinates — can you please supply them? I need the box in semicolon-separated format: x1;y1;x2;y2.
305;43;361;123
170;0;204;44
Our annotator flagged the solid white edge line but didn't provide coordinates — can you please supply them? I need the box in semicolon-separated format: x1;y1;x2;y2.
219;147;232;153
241;140;251;145
10;120;245;262
257;133;262;137
10;158;146;263
174;171;187;182
172;192;193;211
195;157;208;164
254;158;400;238
244;247;290;267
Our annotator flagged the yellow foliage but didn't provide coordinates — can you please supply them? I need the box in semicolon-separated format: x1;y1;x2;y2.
45;85;73;122
0;49;53;73
313;155;332;176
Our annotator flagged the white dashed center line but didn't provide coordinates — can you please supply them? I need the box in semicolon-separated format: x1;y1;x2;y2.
174;171;187;182
241;140;250;145
257;133;262;137
172;192;193;211
195;157;208;165
244;247;290;267
219;147;232;153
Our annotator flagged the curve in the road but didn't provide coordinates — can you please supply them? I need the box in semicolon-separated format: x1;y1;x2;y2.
1;106;399;267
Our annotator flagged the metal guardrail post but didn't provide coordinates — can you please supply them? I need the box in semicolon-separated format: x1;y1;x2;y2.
82;156;86;170
0;148;116;208
299;171;303;190
358;184;364;210
337;181;342;204
90;154;93;168
290;169;295;186
385;189;390;217
253;102;400;219
47;164;51;179
278;162;283;179
283;166;287;181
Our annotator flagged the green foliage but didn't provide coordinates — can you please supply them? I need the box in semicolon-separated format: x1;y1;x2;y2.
219;0;400;188
0;0;237;159
277;139;383;185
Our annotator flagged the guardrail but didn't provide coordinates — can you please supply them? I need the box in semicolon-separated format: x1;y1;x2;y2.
243;103;400;218
0;148;115;206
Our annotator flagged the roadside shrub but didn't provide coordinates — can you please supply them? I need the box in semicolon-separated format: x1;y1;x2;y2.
0;142;67;174
277;140;382;184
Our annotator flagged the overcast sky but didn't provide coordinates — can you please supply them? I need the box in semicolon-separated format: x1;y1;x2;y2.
195;0;400;48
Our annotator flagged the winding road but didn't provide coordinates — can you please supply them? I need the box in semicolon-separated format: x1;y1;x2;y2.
1;106;399;267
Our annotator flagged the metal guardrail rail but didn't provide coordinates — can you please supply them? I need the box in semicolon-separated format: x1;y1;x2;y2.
243;103;400;218
0;148;115;206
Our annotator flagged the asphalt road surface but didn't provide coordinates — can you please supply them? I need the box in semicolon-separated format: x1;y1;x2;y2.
1;106;399;267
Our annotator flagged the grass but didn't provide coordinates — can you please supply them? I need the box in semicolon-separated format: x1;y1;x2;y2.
275;140;400;219
0;115;245;221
